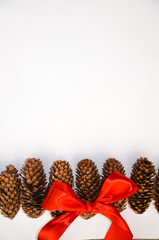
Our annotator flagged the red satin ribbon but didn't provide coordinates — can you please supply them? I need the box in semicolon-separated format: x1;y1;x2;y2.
38;170;138;240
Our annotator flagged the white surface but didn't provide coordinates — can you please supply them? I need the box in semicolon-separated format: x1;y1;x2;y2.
0;0;159;239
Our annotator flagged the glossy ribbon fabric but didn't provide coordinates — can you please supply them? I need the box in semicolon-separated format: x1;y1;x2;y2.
38;170;138;240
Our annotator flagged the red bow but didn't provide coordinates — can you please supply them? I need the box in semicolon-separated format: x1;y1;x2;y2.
38;170;138;240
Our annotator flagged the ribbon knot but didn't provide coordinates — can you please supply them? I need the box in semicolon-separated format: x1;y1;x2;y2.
85;201;93;214
38;170;138;240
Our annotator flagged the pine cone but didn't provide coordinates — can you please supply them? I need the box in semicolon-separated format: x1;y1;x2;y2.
0;165;21;219
21;158;47;218
128;157;155;214
154;169;159;213
102;158;127;212
48;160;74;218
0;174;2;207
75;159;101;219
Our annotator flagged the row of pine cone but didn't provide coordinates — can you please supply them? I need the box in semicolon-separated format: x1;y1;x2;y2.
0;157;159;220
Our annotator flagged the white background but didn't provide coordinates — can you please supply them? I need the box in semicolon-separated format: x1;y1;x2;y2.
0;0;159;239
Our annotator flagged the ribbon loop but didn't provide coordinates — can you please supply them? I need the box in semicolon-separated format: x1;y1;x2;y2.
96;170;138;204
38;170;138;240
41;181;85;212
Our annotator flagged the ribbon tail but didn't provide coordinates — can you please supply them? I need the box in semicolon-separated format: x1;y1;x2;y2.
105;220;132;240
94;204;133;240
38;211;81;240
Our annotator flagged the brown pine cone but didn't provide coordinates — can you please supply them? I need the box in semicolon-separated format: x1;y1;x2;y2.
0;174;2;207
102;158;127;212
0;165;21;219
47;160;74;218
75;159;101;219
21;158;47;218
128;157;155;214
154;169;159;213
